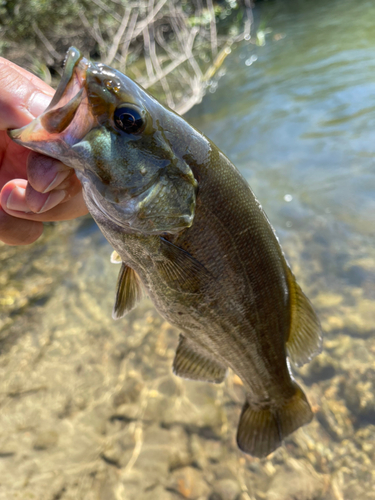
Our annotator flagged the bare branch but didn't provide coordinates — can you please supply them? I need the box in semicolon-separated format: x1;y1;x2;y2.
206;0;218;58
90;0;122;23
120;11;139;70
105;7;132;65
133;0;169;39
78;10;105;49
32;22;61;61
243;0;254;40
147;1;175;109
142;25;155;81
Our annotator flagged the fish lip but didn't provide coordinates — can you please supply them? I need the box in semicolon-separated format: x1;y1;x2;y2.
8;47;90;146
46;47;88;111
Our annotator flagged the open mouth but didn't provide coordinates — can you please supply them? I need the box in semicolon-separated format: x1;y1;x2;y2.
8;47;91;157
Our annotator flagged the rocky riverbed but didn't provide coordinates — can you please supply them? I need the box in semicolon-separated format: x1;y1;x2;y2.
0;214;374;500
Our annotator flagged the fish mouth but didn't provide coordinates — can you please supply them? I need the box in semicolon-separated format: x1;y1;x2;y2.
8;47;93;167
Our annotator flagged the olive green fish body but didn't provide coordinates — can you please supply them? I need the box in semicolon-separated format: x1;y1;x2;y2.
9;48;322;457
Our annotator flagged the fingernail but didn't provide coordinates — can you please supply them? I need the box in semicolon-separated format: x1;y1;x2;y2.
6;186;29;212
42;169;72;193
28;91;52;118
37;190;66;213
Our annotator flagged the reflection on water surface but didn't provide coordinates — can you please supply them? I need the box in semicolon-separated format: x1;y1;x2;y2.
1;0;375;498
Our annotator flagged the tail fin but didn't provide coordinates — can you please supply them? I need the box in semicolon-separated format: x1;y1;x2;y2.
236;382;313;458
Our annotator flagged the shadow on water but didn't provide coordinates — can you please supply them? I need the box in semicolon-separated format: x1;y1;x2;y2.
1;0;375;498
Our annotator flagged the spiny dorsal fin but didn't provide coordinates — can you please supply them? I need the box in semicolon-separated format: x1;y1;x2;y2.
112;263;143;319
237;381;313;458
173;334;227;384
156;237;213;294
286;267;322;367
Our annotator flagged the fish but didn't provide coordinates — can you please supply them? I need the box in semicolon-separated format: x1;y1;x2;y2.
9;47;322;458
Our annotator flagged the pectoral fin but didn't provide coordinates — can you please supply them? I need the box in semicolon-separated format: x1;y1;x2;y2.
286;268;322;367
155;237;213;294
112;263;143;319
110;250;122;264
173;334;227;383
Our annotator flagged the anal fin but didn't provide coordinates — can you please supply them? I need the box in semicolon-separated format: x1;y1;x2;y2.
286;267;322;367
112;263;143;319
173;334;227;384
237;382;313;458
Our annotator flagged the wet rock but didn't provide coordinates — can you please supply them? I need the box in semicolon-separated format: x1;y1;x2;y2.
317;393;354;441
341;368;375;425
158;376;179;397
314;292;343;309
168;466;210;499
112;378;144;406
167;425;192;470
209;494;223;500
332;429;375;500
265;460;324;500
343;299;375;338
140;484;180;500
33;430;59;450
345;264;369;287
297;351;338;385
213;479;241;500
190;434;225;469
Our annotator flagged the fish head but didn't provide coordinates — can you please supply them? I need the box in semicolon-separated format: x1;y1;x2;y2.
9;47;198;234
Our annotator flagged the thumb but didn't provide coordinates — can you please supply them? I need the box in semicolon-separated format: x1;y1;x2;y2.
0;58;53;130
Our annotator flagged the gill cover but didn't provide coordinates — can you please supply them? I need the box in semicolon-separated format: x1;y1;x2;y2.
9;47;198;235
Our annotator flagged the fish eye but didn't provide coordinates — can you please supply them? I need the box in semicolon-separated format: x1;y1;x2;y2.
113;104;145;134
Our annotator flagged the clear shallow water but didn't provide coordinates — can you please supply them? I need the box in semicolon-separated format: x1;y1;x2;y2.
188;0;375;237
1;0;375;499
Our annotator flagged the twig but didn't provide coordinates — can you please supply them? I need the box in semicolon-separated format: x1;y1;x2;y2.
120;11;139;70
133;0;169;39
243;0;254;40
175;74;203;116
144;54;188;88
90;0;122;23
105;7;132;65
206;0;218;58
147;0;175;108
78;10;105;49
142;25;155;81
32;22;60;61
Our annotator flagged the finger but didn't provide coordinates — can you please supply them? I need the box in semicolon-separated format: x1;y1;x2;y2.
1;180;88;221
0;58;53;94
0;59;53;129
27;151;74;193
24;175;82;214
0;207;43;245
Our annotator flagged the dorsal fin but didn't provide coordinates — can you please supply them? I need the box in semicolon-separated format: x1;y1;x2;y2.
112;263;143;319
286;267;322;367
173;334;227;384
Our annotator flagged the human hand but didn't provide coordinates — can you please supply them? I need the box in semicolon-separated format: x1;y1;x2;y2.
0;58;88;245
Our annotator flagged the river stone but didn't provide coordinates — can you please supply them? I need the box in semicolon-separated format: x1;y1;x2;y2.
33;430;59;450
168;466;210;499
213;478;241;500
297;351;338;385
265;461;324;500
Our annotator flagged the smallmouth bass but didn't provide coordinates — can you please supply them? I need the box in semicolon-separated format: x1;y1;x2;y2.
9;47;322;457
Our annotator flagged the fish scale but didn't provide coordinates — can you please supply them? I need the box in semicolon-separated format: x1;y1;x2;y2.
9;47;322;458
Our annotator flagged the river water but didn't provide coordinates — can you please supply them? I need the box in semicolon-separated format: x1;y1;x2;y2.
1;0;375;499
